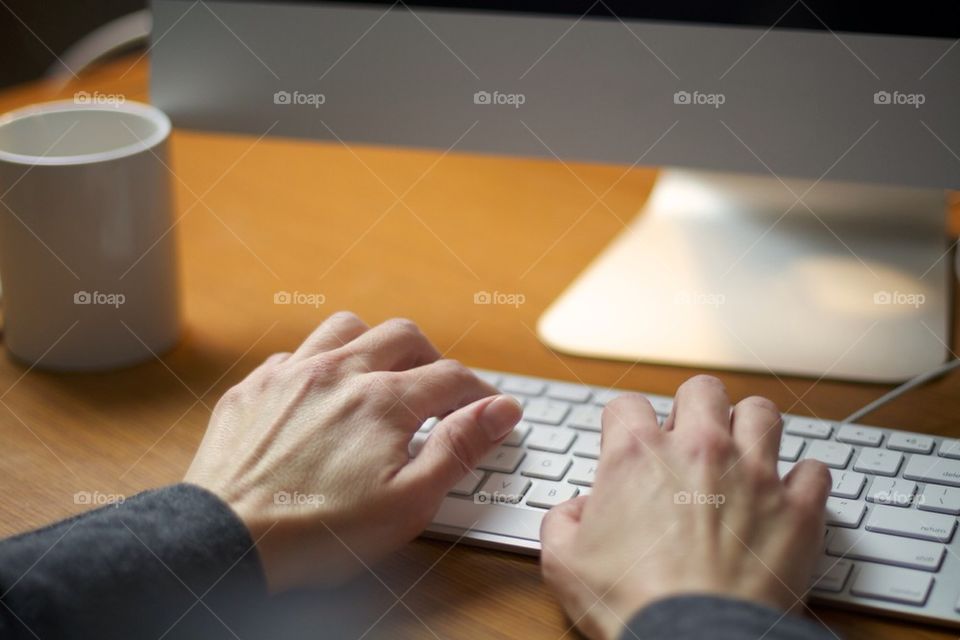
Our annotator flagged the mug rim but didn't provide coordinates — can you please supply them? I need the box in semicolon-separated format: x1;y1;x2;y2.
0;99;171;166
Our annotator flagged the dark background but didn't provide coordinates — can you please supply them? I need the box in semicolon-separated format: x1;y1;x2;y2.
3;1;959;90
0;0;147;89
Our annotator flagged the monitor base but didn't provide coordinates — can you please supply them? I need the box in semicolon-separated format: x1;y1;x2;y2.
538;169;953;383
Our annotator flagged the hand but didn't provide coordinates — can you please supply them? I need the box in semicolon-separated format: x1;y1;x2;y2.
184;312;522;593
540;375;831;640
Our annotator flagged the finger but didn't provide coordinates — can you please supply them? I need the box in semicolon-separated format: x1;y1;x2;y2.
381;359;499;429
784;459;831;516
289;311;369;361
400;394;522;493
730;396;783;471
598;393;660;466
540;496;588;558
337;317;441;372
670;375;732;440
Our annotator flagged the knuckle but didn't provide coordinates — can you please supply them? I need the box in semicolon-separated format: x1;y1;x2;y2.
737;395;781;419
384;317;422;339
330;310;362;325
433;358;471;382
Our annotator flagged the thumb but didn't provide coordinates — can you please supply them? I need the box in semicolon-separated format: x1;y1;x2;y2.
540;496;587;581
402;394;522;494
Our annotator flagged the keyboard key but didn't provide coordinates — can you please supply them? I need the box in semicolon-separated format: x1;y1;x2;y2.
501;376;545;396
567;404;603;431
805;441;853;469
810;557;853;593
527;427;576;453
836;424;883;447
886;432;934;454
778;435;805;461
418;417;439;433
521;452;572;480
409;432;429;457
866;504;957;542
572;433;601;459
449;472;484;496
478;446;526;473
785;418;832;439
478;473;531;504
903;454;960;487
526;481;579;509
432;497;542;541
938;439;960;459
828;469;866;499
546;382;592;403
866;478;917;507
567;458;597;486
524;398;571;425
577;487;592;497
850;564;934;606
824;497;865;528
502;421;531;446
918;485;960;515
853;449;903;476
827;528;945;571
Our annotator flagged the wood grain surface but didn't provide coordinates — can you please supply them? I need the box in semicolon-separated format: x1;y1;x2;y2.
0;56;957;640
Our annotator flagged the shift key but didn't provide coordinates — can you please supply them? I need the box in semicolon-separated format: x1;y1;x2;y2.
827;528;945;571
851;564;933;606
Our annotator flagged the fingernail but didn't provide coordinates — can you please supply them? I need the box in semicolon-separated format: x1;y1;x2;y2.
480;395;522;440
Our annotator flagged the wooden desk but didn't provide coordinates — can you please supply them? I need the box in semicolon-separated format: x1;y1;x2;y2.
0;56;957;640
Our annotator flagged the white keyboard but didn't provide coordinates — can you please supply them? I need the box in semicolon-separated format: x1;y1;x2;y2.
418;369;960;629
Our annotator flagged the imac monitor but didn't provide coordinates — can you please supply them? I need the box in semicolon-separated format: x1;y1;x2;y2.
151;1;960;381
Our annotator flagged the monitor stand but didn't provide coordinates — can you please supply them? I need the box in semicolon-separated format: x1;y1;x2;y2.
537;169;952;383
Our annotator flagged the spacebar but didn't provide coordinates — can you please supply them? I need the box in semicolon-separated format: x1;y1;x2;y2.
432;497;545;541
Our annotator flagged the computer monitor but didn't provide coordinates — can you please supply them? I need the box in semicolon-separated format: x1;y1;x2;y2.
150;1;960;381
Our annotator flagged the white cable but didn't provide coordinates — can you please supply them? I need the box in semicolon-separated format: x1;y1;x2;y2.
841;358;960;424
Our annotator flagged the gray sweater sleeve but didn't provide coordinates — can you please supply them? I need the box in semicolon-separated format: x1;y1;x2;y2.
623;594;836;640
0;483;266;640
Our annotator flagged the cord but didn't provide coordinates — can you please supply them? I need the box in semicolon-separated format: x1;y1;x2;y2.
841;358;960;424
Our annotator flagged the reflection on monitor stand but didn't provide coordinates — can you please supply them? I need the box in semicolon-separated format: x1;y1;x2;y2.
538;169;950;382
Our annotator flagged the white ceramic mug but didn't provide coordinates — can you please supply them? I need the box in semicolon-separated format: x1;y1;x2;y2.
0;100;181;371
